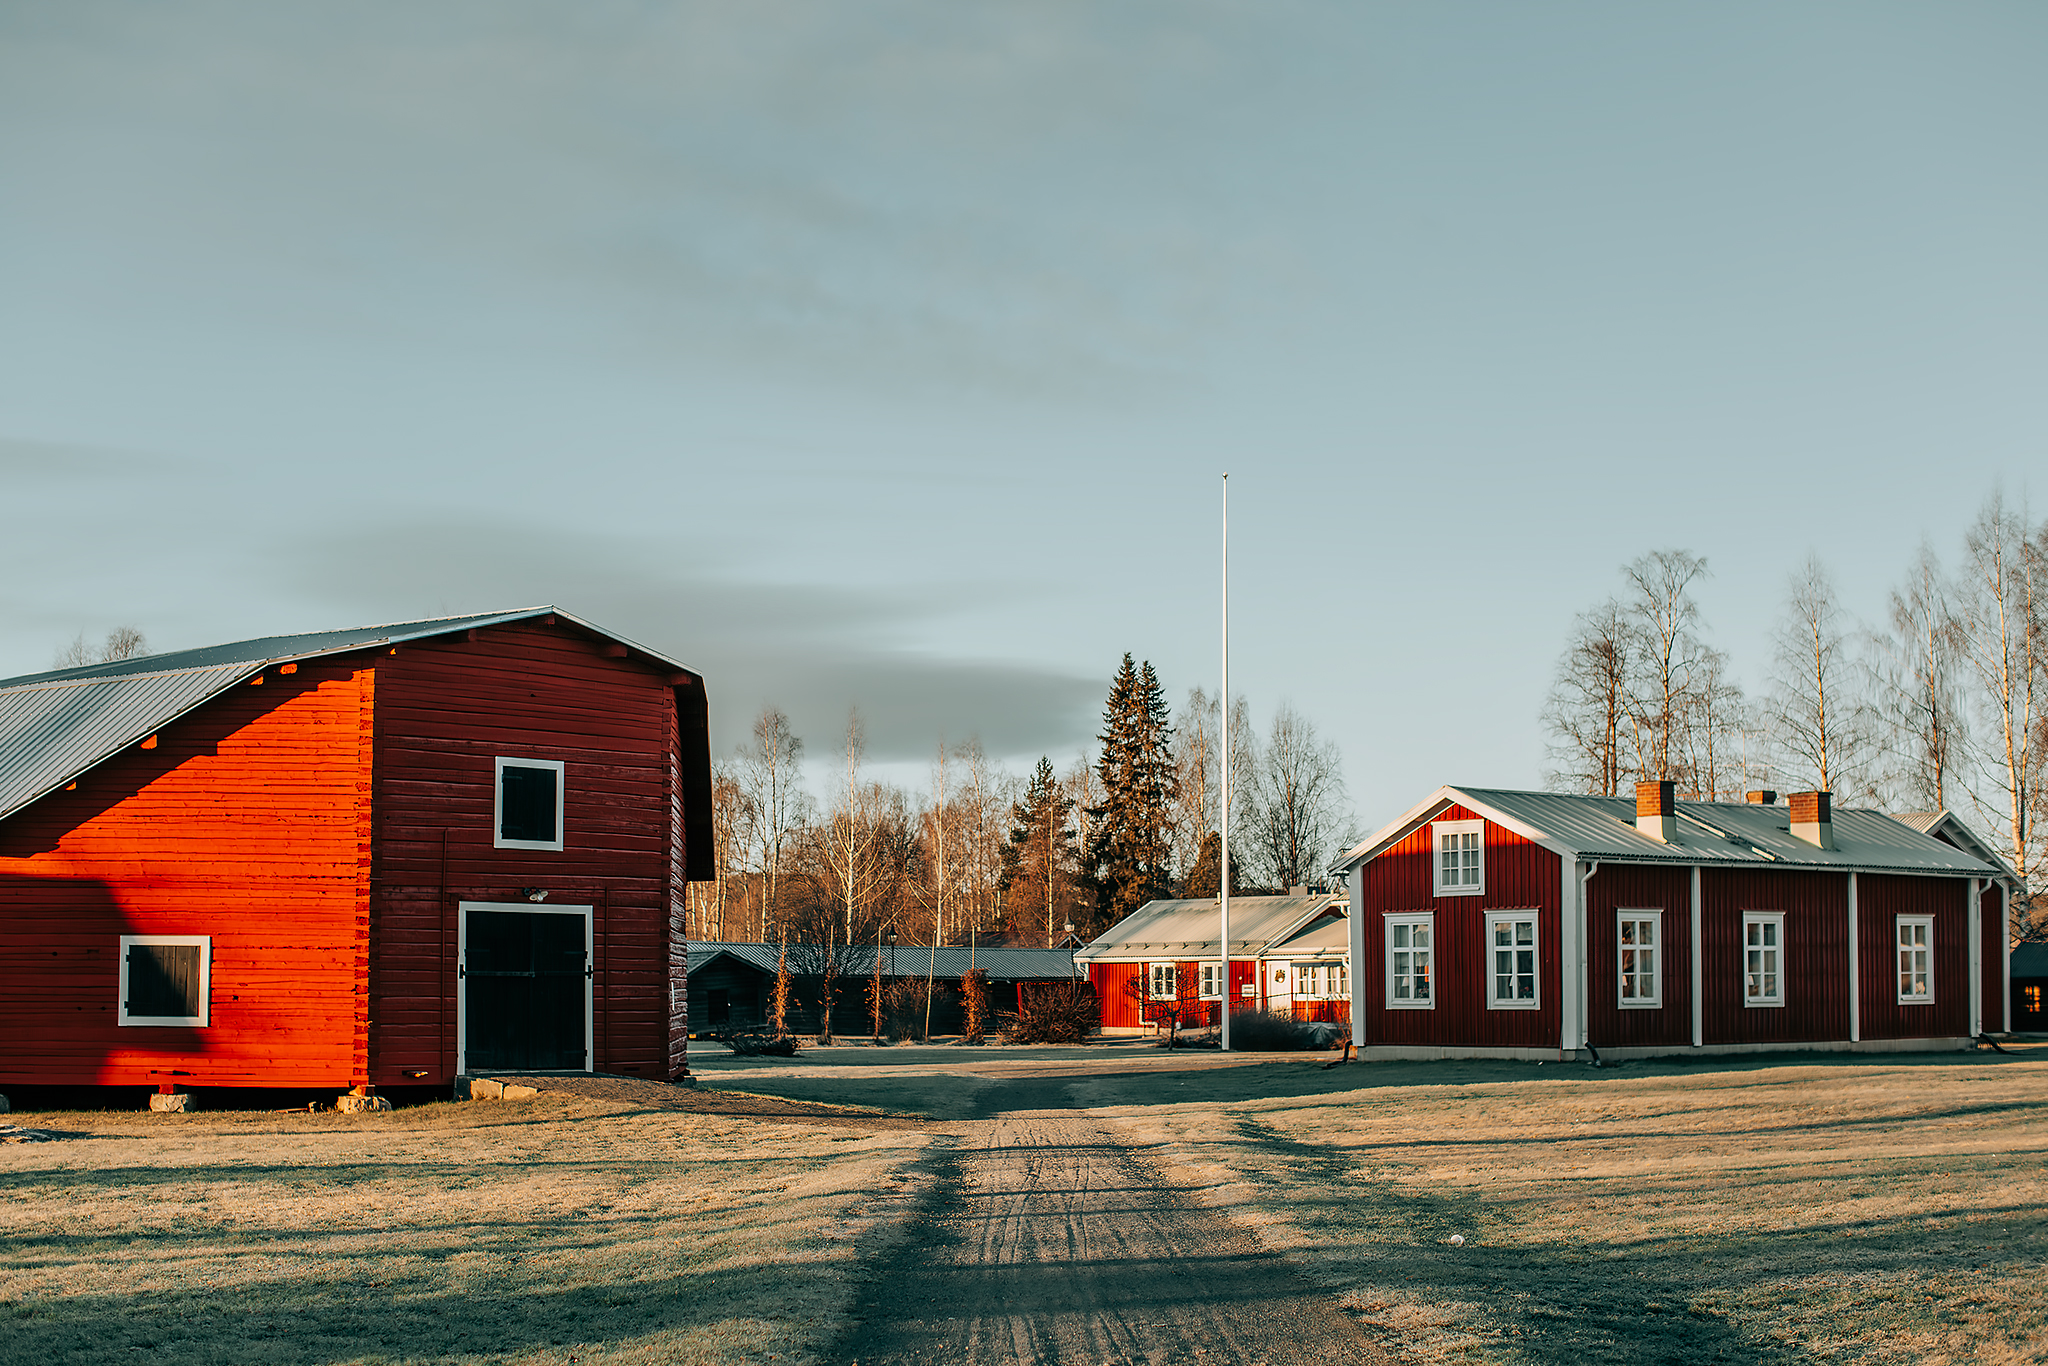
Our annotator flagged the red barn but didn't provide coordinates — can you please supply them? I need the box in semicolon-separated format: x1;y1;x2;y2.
0;608;712;1101
1332;783;2010;1061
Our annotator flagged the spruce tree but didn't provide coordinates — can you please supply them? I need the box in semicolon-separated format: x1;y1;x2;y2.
999;756;1078;942
1084;655;1177;931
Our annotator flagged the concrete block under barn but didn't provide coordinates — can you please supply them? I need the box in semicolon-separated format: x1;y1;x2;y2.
0;608;713;1102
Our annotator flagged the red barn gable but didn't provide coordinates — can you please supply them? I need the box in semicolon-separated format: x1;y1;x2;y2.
0;608;712;1098
1333;783;2010;1061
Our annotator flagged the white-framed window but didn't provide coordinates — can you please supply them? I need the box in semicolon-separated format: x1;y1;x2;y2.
1743;912;1784;1008
1897;916;1933;1003
1199;962;1223;999
495;757;566;851
1617;910;1662;1009
1433;820;1484;896
1386;913;1434;1008
119;935;211;1027
1487;912;1540;1009
1148;962;1177;1000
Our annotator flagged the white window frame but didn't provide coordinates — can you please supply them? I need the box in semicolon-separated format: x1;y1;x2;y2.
1743;911;1785;1009
1198;962;1223;999
1617;909;1663;1010
118;935;211;1027
1385;913;1435;1009
1294;961;1320;998
1897;915;1934;1004
494;756;566;852
1432;820;1485;897
1486;911;1541;1010
1148;962;1177;1000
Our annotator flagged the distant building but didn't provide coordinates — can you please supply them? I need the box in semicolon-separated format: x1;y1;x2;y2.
686;941;1082;1036
1073;893;1348;1034
0;608;713;1099
1330;783;2009;1061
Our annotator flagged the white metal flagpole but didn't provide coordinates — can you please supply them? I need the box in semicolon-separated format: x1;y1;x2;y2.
1220;472;1231;1053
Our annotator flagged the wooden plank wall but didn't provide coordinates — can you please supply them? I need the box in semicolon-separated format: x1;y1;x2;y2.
368;621;681;1085
0;663;371;1087
1699;868;1849;1045
1857;873;1970;1041
1584;863;1695;1049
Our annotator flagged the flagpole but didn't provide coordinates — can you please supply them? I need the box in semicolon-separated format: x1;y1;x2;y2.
1220;472;1231;1053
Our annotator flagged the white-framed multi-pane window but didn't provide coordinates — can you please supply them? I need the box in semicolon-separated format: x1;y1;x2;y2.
1294;962;1350;999
1487;912;1540;1009
1617;910;1662;1009
1199;962;1224;999
1148;962;1178;1000
1743;912;1784;1008
118;935;211;1027
1386;913;1434;1008
1897;916;1934;1004
1432;820;1484;896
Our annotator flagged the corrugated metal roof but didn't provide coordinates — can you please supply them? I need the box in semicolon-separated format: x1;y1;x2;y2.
1268;915;1349;956
1336;786;2002;878
0;606;702;824
685;942;1083;980
1072;894;1341;961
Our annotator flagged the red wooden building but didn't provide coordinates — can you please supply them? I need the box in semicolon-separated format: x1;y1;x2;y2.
1331;783;2010;1061
0;608;712;1099
1075;894;1347;1034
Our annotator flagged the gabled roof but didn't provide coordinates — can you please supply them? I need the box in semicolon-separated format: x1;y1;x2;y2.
1072;894;1343;962
0;607;701;824
2012;942;2048;979
1334;786;2002;879
686;942;1082;980
1891;810;2020;885
1265;914;1349;958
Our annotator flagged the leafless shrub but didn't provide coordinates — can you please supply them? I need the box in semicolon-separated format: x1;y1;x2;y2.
1000;980;1099;1044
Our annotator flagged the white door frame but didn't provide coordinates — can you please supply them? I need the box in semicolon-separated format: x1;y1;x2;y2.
457;901;594;1074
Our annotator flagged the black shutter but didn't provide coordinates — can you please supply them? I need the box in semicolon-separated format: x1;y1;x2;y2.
127;944;200;1019
501;765;558;843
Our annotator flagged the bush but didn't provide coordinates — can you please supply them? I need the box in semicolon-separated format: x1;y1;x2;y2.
1000;980;1100;1044
1185;1009;1336;1052
721;1031;801;1057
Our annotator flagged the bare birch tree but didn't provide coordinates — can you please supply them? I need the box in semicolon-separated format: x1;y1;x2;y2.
736;706;806;942
1240;702;1352;891
1171;686;1221;884
1680;647;1754;800
1543;598;1635;795
54;626;149;668
1954;492;2044;932
1623;550;1711;782
1870;543;1967;810
1768;556;1878;800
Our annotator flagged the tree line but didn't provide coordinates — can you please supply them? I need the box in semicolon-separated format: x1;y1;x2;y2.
1544;488;2045;937
694;653;1357;951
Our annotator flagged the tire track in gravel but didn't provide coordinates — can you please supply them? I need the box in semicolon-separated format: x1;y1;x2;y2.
830;1074;1391;1366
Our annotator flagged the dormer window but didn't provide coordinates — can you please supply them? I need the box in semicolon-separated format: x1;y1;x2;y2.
495;757;565;851
1432;820;1484;896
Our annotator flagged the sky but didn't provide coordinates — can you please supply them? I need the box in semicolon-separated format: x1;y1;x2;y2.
3;2;2045;831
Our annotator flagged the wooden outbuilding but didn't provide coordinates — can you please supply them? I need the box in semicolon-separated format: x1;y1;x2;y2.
686;941;1083;1036
1331;783;2010;1061
0;608;712;1099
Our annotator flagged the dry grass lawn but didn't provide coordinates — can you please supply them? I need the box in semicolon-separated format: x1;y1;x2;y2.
1077;1046;2048;1364
0;1088;929;1365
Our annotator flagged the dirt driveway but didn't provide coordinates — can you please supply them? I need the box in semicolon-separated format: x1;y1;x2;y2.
803;1065;1387;1366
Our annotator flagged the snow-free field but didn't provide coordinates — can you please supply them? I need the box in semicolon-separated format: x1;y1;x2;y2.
0;1081;929;1365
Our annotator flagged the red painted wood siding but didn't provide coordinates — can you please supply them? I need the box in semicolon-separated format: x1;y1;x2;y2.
1699;868;1848;1045
1355;803;1562;1049
1855;874;1969;1040
0;662;373;1087
1584;863;1694;1049
368;621;685;1085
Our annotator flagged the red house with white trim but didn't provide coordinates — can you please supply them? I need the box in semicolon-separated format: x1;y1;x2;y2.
1332;783;2009;1061
1075;894;1347;1034
0;608;712;1100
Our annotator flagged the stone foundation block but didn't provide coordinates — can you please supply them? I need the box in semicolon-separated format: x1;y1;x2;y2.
149;1091;194;1113
335;1093;393;1113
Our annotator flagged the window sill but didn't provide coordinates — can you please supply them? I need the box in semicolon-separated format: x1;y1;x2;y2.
1618;1000;1664;1011
1744;999;1786;1009
1385;999;1436;1010
1433;886;1484;898
1486;1001;1542;1011
1896;997;1935;1006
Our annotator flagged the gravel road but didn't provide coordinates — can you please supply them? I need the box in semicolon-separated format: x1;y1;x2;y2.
832;1074;1388;1366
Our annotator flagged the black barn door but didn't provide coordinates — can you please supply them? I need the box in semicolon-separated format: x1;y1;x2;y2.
463;909;589;1071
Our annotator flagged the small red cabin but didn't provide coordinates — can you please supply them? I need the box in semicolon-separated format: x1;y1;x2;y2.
1074;894;1348;1035
1333;783;2011;1061
0;608;713;1098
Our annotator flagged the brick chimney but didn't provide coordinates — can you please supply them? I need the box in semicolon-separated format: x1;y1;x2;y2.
1636;780;1677;843
1745;790;1777;805
1788;790;1835;850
